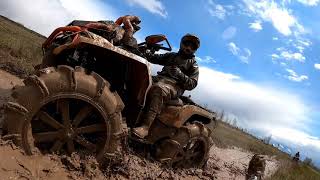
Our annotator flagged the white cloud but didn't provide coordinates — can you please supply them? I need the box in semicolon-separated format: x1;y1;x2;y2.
222;26;237;39
281;51;306;62
228;42;251;63
126;0;167;18
296;0;320;6
207;0;233;20
272;128;320;150
228;42;240;55
196;56;217;64
295;45;305;53
249;21;263;32
0;0;118;36
286;68;308;82
276;47;285;51
272;50;306;62
280;62;287;66
314;63;320;70
243;0;305;36
190;66;310;135
188;67;319;164
209;5;226;19
297;39;312;47
240;48;252;63
292;39;312;53
192;67;307;129
271;54;280;60
273;37;279;40
272;128;320;163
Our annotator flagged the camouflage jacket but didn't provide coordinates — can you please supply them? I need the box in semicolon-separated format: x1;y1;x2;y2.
147;52;199;91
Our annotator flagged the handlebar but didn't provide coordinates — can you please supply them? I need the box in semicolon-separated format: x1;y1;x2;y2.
138;35;172;52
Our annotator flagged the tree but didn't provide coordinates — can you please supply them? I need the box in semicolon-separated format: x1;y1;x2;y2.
263;135;272;144
203;103;208;109
232;118;237;127
303;157;313;166
219;110;225;121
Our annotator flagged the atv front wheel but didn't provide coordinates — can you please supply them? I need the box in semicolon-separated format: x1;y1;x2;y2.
4;65;124;159
28;97;109;154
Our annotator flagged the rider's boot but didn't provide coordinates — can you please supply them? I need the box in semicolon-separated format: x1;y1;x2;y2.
132;110;157;139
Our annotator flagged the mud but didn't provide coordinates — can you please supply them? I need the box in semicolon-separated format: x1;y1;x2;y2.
0;69;279;180
0;69;24;131
0;47;29;78
0;139;70;180
209;146;279;180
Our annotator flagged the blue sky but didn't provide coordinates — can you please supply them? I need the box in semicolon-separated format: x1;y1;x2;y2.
1;0;320;166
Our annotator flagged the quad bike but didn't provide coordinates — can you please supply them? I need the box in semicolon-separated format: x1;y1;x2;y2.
3;20;216;168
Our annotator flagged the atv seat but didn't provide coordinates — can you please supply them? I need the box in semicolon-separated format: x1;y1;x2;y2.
166;98;184;106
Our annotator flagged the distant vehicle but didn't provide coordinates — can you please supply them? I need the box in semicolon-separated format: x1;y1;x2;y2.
293;152;300;162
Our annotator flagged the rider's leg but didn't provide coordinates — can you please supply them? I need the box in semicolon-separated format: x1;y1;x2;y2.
132;96;162;138
132;82;173;138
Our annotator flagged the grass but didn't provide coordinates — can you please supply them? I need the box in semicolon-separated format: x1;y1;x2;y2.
212;121;290;159
269;160;320;180
0;15;320;179
213;121;320;179
0;15;45;73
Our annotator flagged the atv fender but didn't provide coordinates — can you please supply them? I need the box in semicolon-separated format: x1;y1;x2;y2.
158;105;214;128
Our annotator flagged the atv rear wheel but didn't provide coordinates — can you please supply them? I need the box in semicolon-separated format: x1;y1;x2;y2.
4;65;124;159
154;122;212;168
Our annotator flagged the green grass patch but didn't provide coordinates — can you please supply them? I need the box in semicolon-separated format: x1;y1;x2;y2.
0;15;45;73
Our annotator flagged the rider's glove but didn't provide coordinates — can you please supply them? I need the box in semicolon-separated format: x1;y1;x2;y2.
168;66;187;82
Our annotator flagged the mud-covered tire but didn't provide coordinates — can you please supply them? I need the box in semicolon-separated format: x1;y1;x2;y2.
155;121;213;168
4;65;125;160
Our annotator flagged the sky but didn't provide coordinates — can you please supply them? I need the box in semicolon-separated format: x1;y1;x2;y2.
0;0;320;166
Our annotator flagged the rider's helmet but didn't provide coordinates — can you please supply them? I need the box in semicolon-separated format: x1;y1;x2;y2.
131;16;141;32
180;34;200;55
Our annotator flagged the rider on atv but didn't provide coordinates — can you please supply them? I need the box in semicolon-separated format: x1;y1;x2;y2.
83;16;202;140
72;15;141;48
133;34;200;139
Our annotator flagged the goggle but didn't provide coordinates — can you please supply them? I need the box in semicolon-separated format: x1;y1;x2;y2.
132;24;141;31
182;40;198;51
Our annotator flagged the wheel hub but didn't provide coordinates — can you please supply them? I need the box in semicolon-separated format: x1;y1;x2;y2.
64;128;75;139
30;98;108;154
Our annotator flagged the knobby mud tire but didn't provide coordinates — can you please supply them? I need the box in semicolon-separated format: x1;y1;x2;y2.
4;65;124;160
155;121;213;168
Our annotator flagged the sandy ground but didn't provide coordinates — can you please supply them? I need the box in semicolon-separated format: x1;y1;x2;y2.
0;69;279;180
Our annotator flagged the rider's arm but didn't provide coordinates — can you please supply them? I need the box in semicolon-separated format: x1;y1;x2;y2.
146;53;174;66
115;15;140;38
179;59;199;90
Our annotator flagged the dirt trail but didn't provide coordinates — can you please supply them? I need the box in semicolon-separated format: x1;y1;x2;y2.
0;69;279;180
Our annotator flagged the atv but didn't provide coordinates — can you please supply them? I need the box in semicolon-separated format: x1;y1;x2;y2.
3;20;216;168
